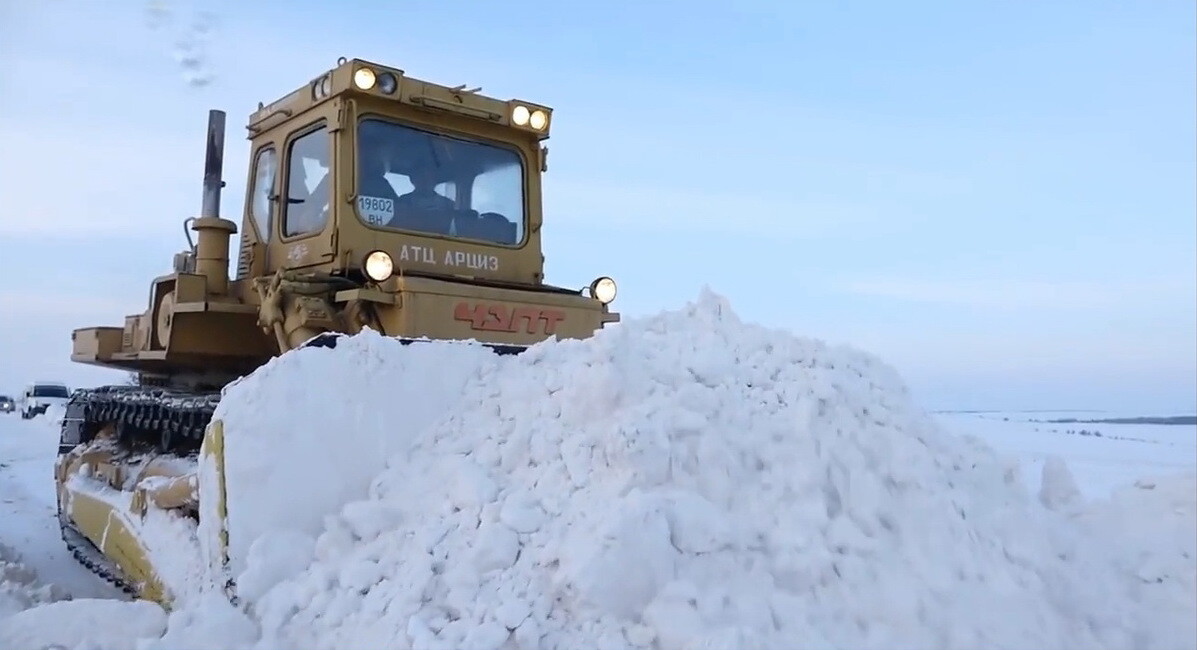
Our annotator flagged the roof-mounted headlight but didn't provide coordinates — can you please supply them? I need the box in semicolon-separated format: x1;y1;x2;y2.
377;72;397;95
354;68;377;90
363;250;393;282
512;105;530;126
588;276;617;304
312;74;332;100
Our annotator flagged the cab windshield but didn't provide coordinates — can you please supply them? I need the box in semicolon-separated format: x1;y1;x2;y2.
355;118;525;246
33;385;69;398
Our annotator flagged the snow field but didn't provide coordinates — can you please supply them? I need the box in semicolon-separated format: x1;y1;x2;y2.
938;411;1196;499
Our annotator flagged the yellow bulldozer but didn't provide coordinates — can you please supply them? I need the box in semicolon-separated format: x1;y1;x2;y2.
53;57;620;604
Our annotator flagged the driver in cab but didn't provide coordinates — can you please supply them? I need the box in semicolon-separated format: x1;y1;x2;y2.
397;167;454;212
356;134;456;235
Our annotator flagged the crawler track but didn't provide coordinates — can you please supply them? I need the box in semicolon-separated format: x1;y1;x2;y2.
58;385;221;455
57;515;138;596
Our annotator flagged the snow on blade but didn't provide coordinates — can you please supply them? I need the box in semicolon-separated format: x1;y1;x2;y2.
206;334;503;580
62;470;210;605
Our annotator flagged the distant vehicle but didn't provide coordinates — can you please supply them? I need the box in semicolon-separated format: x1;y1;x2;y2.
20;382;71;419
0;395;14;414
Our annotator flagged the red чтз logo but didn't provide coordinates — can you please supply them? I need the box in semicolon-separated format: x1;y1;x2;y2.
453;302;566;335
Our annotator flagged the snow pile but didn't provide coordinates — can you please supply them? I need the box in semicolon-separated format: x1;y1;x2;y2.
1070;474;1197;639
207;341;498;578
172;289;1192;650
1038;455;1084;512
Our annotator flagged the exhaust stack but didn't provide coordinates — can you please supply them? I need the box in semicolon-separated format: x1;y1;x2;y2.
200;109;226;218
191;109;237;296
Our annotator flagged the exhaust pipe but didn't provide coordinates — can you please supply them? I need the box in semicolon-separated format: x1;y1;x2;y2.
200;109;226;219
192;109;237;296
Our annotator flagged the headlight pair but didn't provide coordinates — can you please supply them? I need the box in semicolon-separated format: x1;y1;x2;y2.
353;67;398;95
511;105;548;131
364;251;617;307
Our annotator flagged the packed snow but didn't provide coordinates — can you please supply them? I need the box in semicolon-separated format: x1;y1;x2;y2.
1;595;167;650
1;290;1194;649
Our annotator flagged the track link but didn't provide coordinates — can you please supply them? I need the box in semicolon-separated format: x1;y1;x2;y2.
56;384;222;593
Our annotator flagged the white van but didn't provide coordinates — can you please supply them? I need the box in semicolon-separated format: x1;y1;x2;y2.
21;381;72;419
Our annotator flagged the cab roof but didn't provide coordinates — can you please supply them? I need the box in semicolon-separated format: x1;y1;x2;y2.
247;57;553;140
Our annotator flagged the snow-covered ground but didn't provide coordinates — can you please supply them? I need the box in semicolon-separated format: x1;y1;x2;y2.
0;407;124;604
935;411;1196;500
1;292;1194;649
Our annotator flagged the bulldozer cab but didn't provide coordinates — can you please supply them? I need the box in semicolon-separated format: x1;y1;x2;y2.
235;58;552;288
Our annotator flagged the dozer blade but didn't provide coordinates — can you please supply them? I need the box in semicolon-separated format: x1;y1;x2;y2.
54;445;190;604
302;332;528;356
54;405;205;606
56;488;168;601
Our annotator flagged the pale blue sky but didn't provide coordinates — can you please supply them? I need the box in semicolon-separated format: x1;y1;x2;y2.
1;0;1193;412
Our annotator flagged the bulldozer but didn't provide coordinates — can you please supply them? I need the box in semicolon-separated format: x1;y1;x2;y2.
53;57;620;604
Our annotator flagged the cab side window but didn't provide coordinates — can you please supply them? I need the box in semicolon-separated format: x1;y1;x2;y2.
283;126;331;238
249;147;277;239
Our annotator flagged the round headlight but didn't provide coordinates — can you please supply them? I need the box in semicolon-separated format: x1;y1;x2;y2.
589;276;617;304
319;76;331;96
377;72;397;95
512;105;530;126
529;109;548;130
364;250;393;282
353;68;377;90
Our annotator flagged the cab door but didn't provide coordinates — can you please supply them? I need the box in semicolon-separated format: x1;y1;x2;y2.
236;144;279;279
